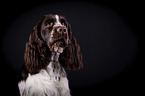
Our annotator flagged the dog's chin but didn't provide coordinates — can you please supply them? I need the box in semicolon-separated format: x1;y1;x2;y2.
48;37;68;53
53;46;64;53
49;42;67;53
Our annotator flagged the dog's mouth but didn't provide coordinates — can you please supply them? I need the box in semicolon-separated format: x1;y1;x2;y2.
48;38;68;53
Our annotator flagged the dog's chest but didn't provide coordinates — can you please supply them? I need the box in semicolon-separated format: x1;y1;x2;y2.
18;62;70;96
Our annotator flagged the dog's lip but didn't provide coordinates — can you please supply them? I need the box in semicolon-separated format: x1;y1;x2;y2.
49;42;64;53
53;45;64;53
52;38;67;46
48;38;68;52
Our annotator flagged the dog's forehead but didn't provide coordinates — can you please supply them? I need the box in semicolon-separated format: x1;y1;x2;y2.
44;14;55;20
55;15;60;23
55;15;59;19
42;14;67;26
44;14;66;21
54;15;66;22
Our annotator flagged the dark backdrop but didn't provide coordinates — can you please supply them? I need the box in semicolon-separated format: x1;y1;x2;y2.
1;0;144;96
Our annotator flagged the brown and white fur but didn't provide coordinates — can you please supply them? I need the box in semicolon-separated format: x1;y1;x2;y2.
17;14;83;96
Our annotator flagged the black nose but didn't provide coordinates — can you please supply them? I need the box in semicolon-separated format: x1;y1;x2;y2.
57;27;67;33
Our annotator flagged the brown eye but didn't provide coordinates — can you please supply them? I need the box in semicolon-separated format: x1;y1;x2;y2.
47;22;53;27
45;19;54;27
62;22;67;26
60;19;67;26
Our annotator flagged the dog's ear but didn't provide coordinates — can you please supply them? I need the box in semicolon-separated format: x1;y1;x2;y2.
24;16;51;74
59;24;83;70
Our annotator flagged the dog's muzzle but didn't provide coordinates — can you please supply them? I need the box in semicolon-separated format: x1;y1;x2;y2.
57;26;67;34
49;25;69;53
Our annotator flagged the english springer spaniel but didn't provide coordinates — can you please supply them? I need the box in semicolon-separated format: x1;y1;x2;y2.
17;14;83;96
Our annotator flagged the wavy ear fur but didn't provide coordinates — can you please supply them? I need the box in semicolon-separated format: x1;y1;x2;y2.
24;17;51;74
59;24;83;70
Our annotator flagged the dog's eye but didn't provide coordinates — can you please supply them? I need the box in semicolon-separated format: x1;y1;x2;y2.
62;22;67;26
47;22;53;27
45;19;54;27
61;19;67;26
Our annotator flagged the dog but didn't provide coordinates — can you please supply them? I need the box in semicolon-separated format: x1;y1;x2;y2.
17;14;83;96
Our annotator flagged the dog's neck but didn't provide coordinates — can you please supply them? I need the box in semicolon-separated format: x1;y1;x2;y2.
47;51;66;81
51;52;60;62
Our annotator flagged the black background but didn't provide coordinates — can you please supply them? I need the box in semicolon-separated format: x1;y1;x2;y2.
0;0;144;96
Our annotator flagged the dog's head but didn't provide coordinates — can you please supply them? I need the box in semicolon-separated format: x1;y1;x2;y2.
40;14;69;53
24;14;83;73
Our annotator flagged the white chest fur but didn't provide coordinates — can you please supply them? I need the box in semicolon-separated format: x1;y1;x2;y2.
18;52;71;96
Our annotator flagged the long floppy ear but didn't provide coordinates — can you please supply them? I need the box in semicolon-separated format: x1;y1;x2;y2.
59;24;83;70
24;17;51;74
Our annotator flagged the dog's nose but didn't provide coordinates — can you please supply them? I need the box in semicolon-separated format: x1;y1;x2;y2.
57;27;67;33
